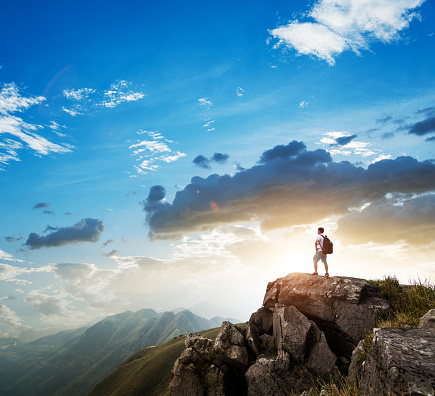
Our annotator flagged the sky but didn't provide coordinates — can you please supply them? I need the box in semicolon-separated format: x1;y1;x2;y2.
1;0;435;341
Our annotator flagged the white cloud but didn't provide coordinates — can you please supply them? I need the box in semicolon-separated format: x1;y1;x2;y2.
271;22;346;65
0;84;73;169
0;304;30;332
129;131;186;175
63;87;96;101
0;249;24;262
299;101;309;108
198;98;213;109
236;87;244;97
24;289;71;317
99;80;144;108
62;106;82;116
0;263;53;285
0;83;45;115
62;80;145;114
270;0;426;65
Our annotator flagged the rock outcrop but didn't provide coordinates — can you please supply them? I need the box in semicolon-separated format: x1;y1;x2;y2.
169;273;434;395
263;272;390;357
351;326;435;396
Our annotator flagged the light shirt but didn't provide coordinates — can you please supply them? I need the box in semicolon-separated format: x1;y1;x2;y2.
316;234;324;252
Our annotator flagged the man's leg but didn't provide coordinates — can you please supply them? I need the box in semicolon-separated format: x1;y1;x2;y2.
322;255;329;276
313;260;318;274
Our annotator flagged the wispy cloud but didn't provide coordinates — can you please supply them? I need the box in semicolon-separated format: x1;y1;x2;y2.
198;97;213;109
128;130;186;176
0;262;52;285
62;80;145;115
0;83;73;170
269;0;426;65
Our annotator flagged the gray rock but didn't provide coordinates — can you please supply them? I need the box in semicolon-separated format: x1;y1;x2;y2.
245;323;261;358
248;307;273;335
245;351;314;396
348;339;365;383
258;334;275;352
170;334;217;396
263;273;390;357
305;329;337;377
419;309;435;329
273;304;315;363
214;321;249;369
272;304;336;377
360;327;435;396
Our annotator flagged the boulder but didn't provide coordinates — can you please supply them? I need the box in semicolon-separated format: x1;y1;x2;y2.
170;334;220;396
245;351;315;396
245;323;261;358
248;307;273;335
273;304;316;363
359;327;435;396
214;321;249;370
305;329;337;378
418;309;435;329
263;273;390;357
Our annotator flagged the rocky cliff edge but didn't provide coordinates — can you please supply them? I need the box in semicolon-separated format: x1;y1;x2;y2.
169;272;435;396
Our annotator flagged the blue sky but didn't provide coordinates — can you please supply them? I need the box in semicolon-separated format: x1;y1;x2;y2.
1;0;435;340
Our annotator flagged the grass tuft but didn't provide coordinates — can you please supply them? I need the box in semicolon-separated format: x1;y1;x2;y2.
368;276;435;327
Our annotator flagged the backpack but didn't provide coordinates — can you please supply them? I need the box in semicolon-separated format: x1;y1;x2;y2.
321;235;333;254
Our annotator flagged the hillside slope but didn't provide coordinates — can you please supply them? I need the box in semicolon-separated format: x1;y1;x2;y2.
89;327;222;396
0;309;222;396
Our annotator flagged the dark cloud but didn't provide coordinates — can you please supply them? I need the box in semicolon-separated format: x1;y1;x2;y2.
101;239;115;249
336;194;435;245
64;212;72;216
44;225;58;233
4;236;23;243
234;162;246;172
425;136;435;142
211;153;229;164
258;141;306;163
408;116;435;136
193;155;211;169
33;202;50;209
43;210;55;215
376;116;392;124
417;107;435;116
24;218;104;250
142;141;435;240
381;132;395;139
335;134;357;146
102;249;120;257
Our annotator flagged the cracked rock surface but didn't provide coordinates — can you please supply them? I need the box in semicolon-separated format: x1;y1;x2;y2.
263;272;390;357
359;327;435;396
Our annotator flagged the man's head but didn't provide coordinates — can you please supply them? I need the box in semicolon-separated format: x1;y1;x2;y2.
318;227;324;234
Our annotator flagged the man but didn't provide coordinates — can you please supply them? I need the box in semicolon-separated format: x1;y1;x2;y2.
312;227;329;277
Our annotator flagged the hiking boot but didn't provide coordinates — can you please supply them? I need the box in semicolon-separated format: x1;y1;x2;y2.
325;273;329;278
311;272;318;275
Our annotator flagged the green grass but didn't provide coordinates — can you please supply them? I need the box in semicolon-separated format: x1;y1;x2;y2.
368;276;435;327
88;327;222;396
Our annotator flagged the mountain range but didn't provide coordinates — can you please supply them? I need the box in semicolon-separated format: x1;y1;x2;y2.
0;308;239;396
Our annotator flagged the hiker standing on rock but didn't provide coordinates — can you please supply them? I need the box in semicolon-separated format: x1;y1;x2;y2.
313;227;329;277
